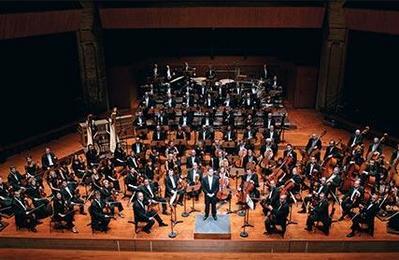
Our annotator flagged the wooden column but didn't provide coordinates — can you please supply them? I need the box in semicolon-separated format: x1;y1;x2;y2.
316;0;347;111
77;1;109;113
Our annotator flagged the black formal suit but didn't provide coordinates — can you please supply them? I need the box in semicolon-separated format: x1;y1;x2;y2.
134;116;146;128
350;201;379;236
154;114;168;126
264;118;276;129
7;171;23;191
262;187;280;216
324;145;340;160
223;130;236;142
304;162;321;179
283;150;297;168
201;175;220;218
127;155;140;169
12;197;38;230
264;129;280;144
186;156;201;169
140;183;167;213
183;95;195;107
306;198;330;234
203;98;215;108
85;149;99;168
152;130;166;141
243;129;256;140
341;187;364;218
41;152;57;169
164;175;184;204
265;201;289;235
132;143;145;155
164;98;176;108
179;114;193;126
347;134;364;148
367;143;383;156
305;138;322;154
201;117;214;127
187;168;203;199
142;97;155;108
89;199;110;231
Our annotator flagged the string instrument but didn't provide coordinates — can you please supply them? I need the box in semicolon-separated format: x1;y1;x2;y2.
236;179;255;204
260;147;274;169
267;154;292;183
235;147;247;168
307;129;327;155
321;138;342;177
367;133;388;162
348;126;370;152
280;179;296;195
216;175;230;201
341;162;360;192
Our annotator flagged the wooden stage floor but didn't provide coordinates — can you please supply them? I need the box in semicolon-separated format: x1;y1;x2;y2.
1;109;398;253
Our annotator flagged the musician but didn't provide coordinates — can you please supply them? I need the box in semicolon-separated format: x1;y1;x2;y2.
133;191;168;234
347;129;364;148
113;142;127;167
85;144;99;169
324;140;341;161
206;65;216;79
164;170;184;205
201;111;214;127
142;92;155;109
12;190;39;232
304;156;321;189
127;150;140;170
243;149;258;168
41;147;57;170
202;168;220;221
132;137;146;157
152;125;166;141
223;93;235;108
60;180;86;215
263;64;268;79
243;125;256;140
187;163;203;201
89;191;111;232
124;168;140;193
367;137;384;158
234;82;242;95
0;177;13;214
305;192;331;235
164;93;176;109
283;144;297;169
134;111;146;129
179;110;193;127
223;108;235;126
264;194;289;236
7;166;24;191
326;166;342;195
210;150;223;171
223;125;236;143
153;64;158;78
25;155;40;179
262;180;280;216
299;177;329;213
264;113;275;129
347;194;379;237
305;134;323;161
154;110;168;126
242;92;256;109
186;150;201;169
53;192;78;233
390;144;399;166
339;180;364;221
241;168;260;197
264;125;280;144
25;178;52;219
198;126;214;142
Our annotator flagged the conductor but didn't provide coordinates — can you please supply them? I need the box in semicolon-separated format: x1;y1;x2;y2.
202;168;219;221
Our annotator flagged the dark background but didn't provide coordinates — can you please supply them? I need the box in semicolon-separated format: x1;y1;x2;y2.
341;30;399;135
0;32;83;147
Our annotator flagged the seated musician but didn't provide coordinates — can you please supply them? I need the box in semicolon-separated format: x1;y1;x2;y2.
186;150;201;169
154;110;168;126
183;92;195;108
240;168;260;200
85;144;99;169
347;194;380;237
7;166;24;191
283;144;297;170
187;163;203;201
113;142;127;167
305;192;331;235
164;93;176;109
72;154;86;179
299;177;329;213
390;144;399;170
41;147;58;170
264;112;276;129
324;140;341;161
165;141;179;157
223;94;235;109
339;180;364;221
262;180;280;216
25;156;41;183
179;110;193;128
264;194;289;236
0;177;13;215
206;64;216;79
243;125;256;140
133;191;168;234
242;92;256;109
53;192;78;233
198;82;208;98
304;156;321;190
326;167;342;196
89;191;111;232
223;125;236;142
260;138;277;160
25;178;52;219
12;190;39;232
152;125;166;141
142;92;155;110
243;149;258;168
201;111;214;127
97;179;124;218
59;180;86;215
210;150;223;171
204;93;215;109
134;111;146;130
125;168;140;194
127;150;141;170
367;137;384;158
305;134;323;161
144;160;156;181
132;137;146;157
164;170;184;205
264;125;280;144
139;179;168;215
244;114;253;128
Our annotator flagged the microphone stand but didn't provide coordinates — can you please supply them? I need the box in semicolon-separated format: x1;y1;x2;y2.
168;202;183;238
181;192;189;217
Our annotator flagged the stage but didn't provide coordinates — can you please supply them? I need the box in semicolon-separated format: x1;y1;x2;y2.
1;109;399;253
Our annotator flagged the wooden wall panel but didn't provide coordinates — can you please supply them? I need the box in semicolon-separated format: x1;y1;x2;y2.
294;66;319;108
345;9;399;35
0;10;81;39
100;7;325;29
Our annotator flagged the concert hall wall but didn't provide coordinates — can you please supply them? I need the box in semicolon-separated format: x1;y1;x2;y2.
104;28;322;108
0;33;83;148
341;30;399;135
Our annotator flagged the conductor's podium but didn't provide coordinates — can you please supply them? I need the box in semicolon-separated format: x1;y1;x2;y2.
194;214;231;239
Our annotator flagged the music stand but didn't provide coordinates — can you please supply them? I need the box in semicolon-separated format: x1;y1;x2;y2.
168;192;183;238
187;183;201;215
240;195;255;238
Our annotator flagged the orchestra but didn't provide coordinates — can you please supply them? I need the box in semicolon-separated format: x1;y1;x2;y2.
1;62;399;240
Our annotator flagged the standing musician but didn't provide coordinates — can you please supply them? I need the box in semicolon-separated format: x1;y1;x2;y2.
264;194;289;236
187;163;203;201
133;191;168;234
346;194;379;237
140;179;168;215
12;190;39;232
347;129;365;149
41;147;58;170
261;180;280;216
367;137;384;159
305;192;331;235
89;191;112;232
202;168;219;221
305;133;323;161
53;191;78;233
